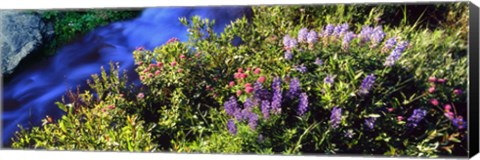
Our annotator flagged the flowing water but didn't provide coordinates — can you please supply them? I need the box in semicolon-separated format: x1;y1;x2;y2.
2;6;252;146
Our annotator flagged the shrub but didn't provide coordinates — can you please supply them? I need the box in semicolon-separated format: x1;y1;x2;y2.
12;4;468;157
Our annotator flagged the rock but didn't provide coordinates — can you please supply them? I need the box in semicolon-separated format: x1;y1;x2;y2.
0;11;54;75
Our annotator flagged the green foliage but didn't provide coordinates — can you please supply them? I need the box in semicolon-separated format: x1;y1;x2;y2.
12;3;468;157
40;10;139;56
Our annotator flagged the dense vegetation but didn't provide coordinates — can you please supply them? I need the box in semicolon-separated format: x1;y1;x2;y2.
11;3;469;158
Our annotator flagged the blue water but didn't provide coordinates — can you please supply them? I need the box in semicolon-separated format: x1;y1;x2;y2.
2;7;251;146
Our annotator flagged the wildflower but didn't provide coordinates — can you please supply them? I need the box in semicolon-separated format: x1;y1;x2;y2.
254;68;261;74
428;87;435;93
445;111;454;120
359;74;376;95
227;119;237;135
345;129;355;138
371;26;385;47
428;77;437;83
453;89;463;95
155;70;161;76
253;82;263;92
248;112;259;130
407;109;427;128
271;77;283;114
234;73;240;79
297;28;309;43
140;76;145;81
245;83;252;88
359;26;374;44
430;99;439;106
297;92;308;116
236;90;242;96
382;37;397;52
306;30;318;49
243;98;255;111
437;78;447;83
224;96;239;116
395;41;409;53
166;37;180;44
387;107;394;112
284;51;293;60
444;104;452;111
257;76;266;83
107;105;115;109
171;61;177;67
137;92;145;99
342;31;355;51
179;54;186;59
397;116;404;121
245;86;254;94
330;107;342;129
314;58;323;66
384;49;402;66
229;81;235;87
177;68;183;73
295;64;307;73
322;24;335;37
324;75;336;86
333;23;349;37
148;73;153;78
261;100;271;119
283;34;298;50
452;116;466;129
288;78;301;99
365;117;376;130
238;68;244;73
240;73;248;79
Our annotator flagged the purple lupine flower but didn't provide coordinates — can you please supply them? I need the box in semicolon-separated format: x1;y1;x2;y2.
323;24;335;37
298;28;309;43
248;112;259;130
452;116;466;129
330;107;342;129
295;64;307;73
382;37;397;52
288;78;301;99
244;98;255;111
297;92;308;116
364;117;376;130
233;109;246;121
370;26;385;47
224;96;239;116
359;26;374;43
227;119;237;135
315;58;323;66
342;31;355;51
384;40;409;66
253;82;263;93
284;51;293;60
261;100;271;119
384;49;402;66
359;74;376;95
395;41;409;53
333;23;349;37
407;109;427;128
283;35;298;50
324;75;336;85
255;89;272;101
306;30;319;44
271;77;283;114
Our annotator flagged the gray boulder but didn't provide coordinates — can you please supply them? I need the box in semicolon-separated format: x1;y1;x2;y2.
0;10;53;75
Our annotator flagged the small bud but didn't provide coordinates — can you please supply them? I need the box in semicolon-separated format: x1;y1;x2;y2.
428;87;435;93
430;98;439;106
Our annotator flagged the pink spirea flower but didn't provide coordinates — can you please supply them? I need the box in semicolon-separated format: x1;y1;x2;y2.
180;54;186;59
156;62;163;68
108;105;115;109
257;76;266;83
148;73;153;78
236;90;242;96
430;99;439;106
444;104;452;111
155;70;161;76
245;83;252;88
137;93;145;99
428;77;436;82
387;108;394;112
397;116;404;121
437;78;446;83
177;68;183;73
238;68;244;73
453;89;463;96
240;73;248;79
171;61;177;67
234;73;240;79
229;81;235;87
428;87;435;93
254;68;261;74
245;86;254;94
